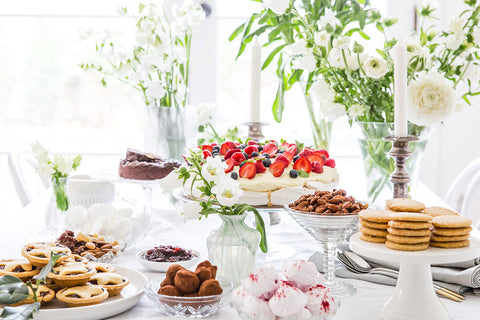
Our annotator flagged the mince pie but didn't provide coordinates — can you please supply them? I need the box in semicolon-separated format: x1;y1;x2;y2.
22;242;71;267
0;259;40;281
11;285;55;306
56;254;89;266
56;284;108;307
88;272;129;296
90;262;116;273
47;262;96;287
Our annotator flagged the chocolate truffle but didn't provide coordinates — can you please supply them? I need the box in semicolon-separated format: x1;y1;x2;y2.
158;285;181;297
198;279;223;296
174;270;200;294
196;260;217;278
195;267;213;283
166;264;186;284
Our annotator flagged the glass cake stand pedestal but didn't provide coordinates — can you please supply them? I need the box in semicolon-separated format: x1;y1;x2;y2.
350;233;480;320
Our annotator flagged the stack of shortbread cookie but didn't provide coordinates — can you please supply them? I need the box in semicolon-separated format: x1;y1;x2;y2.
358;210;390;243
386;212;433;251
430;215;473;248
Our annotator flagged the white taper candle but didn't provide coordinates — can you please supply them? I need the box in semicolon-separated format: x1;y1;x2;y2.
250;37;261;123
392;37;408;137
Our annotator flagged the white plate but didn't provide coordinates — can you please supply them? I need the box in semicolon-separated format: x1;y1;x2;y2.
136;249;200;272
35;265;147;320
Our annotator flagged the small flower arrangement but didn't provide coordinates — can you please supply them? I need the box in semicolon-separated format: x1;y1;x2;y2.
177;148;268;253
31;141;82;211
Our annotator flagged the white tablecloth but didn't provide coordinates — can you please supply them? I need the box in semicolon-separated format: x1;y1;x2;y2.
3;157;480;319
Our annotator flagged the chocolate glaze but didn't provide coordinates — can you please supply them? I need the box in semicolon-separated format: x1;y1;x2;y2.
118;148;181;180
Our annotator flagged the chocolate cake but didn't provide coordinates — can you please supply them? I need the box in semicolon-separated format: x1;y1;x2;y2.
118;148;181;180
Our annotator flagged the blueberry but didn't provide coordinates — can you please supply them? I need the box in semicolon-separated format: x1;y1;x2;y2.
262;158;271;167
230;172;238;180
243;152;249;159
293;155;300;162
238;144;247;149
212;152;219;157
289;169;299;178
251;151;260;157
262;153;270;159
277;149;285;154
212;145;220;153
239;162;247;167
221;158;226;162
258;145;263;152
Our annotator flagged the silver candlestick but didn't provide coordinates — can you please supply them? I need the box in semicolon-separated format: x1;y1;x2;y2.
383;135;419;199
245;122;268;142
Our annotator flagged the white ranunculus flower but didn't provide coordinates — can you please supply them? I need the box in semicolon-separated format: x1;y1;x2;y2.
463;63;480;84
445;32;465;51
292;51;317;72
211;178;243;207
473;27;480;46
182;201;203;219
145;82;166;99
346;54;359;71
173;0;206;29
197;103;214;126
348;104;366;117
287;38;308;56
448;15;466;34
159;170;183;192
36;162;55;179
317;9;341;31
314;31;330;47
263;0;290;14
201;157;227;183
54;154;73;175
407;71;456;126
333;36;350;50
362;56;388;79
320;101;346;120
310;79;335;101
406;43;422;62
327;48;345;69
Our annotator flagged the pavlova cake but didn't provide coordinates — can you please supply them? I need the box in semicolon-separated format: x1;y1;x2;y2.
183;140;339;206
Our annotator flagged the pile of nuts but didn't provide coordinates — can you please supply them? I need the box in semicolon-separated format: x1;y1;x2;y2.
289;189;368;215
57;230;120;260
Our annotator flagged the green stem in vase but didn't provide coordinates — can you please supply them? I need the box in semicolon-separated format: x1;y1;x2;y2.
53;177;69;212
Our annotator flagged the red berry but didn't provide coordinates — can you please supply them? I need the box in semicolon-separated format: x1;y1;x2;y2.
293;157;312;173
325;158;335;168
306;154;324;166
202;150;212;159
269;161;286;177
224;148;241;160
231;152;246;165
286;145;298;156
263;142;279;157
275;154;290;167
248;140;259;146
224;158;235;173
244;145;259;156
255;159;266;173
220;141;237;155
201;144;213;153
311;161;324;173
283;152;294;163
299;147;315;157
235;142;241;146
239;162;257;179
315;149;329;159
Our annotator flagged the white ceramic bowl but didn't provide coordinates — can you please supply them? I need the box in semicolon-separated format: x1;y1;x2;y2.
136;248;200;272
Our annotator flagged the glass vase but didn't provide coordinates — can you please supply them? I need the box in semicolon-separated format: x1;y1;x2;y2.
144;106;187;160
44;177;68;233
207;214;260;285
354;122;431;206
304;92;332;150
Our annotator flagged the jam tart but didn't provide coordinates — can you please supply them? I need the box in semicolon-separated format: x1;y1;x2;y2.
10;285;55;306
90;262;116;273
56;284;108;307
47;262;96;287
0;259;40;281
22;242;71;267
88;272;129;296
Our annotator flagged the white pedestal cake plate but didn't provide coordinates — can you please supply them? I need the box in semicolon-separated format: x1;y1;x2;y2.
349;233;480;320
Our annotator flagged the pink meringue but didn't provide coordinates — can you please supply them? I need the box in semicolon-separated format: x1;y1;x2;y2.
304;284;336;317
242;266;280;299
231;285;249;309
278;307;312;320
269;282;307;317
243;295;276;320
282;259;319;290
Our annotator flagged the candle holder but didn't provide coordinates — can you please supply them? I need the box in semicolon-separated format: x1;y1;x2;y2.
244;122;268;142
383;135;419;199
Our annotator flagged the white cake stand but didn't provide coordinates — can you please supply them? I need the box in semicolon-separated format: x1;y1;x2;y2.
349;233;480;320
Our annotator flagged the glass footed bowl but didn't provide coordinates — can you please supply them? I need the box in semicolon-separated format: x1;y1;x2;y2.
145;276;234;318
283;204;359;298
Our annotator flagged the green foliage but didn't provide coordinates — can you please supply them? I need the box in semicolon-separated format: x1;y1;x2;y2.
0;276;29;305
0;303;40;320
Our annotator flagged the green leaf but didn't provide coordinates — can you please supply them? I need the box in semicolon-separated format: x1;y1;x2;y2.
272;78;285;122
235;13;260;60
199;208;219;217
262;44;287;70
288;69;304;87
244;25;272;43
37;252;67;283
298;170;309;178
250;208;268;253
228;23;245;41
268;23;293;43
0;276;28;305
0;302;40;320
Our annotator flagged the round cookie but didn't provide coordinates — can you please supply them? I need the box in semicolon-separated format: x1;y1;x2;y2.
386;199;425;212
388;220;432;230
430;240;470;249
389;212;432;222
386;241;429;251
387;228;431;237
359;226;388;237
432;226;472;236
359;219;389;230
359;233;386;243
424;206;458;217
431;215;472;228
358;209;391;223
430;234;470;242
386;234;431;244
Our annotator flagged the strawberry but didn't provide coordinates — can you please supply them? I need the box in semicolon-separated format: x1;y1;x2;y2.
286;145;298;156
231;152;246;165
311;161;324;173
315;149;329;159
244;145;259;156
239;162;256;179
235;142;241;147
306;154;324;166
325;158;335;168
202;150;212;159
263;142;279;157
293;157;312;173
224;148;241;160
255;159;267;173
201;144;213;153
299;147;315;157
269;161;286;177
248;140;259;146
282;152;294;163
220;141;237;155
275;154;290;167
224;158;235;173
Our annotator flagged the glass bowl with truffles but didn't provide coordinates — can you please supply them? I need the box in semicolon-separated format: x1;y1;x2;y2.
284;189;367;298
145;260;234;318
